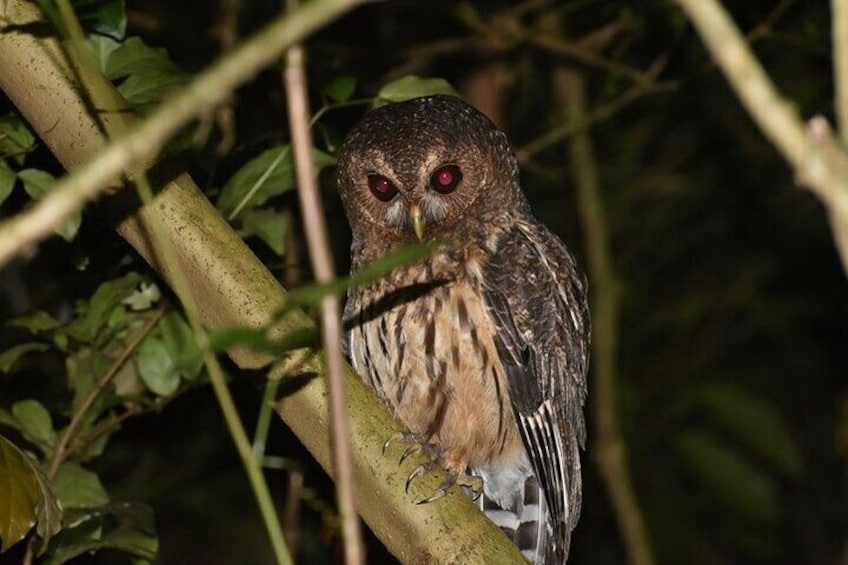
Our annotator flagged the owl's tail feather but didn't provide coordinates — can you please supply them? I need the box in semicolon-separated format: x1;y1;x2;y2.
478;473;551;563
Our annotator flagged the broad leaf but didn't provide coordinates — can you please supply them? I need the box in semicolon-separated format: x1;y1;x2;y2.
159;313;202;381
375;75;460;106
66;272;142;344
0;161;15;206
135;336;179;396
19;169;82;241
217;146;335;217
45;503;157;564
53;463;109;510
0;435;40;551
323;75;357;103
10;311;62;333
238;208;288;255
11;400;56;451
0;113;35;165
0;343;50;374
104;37;188;113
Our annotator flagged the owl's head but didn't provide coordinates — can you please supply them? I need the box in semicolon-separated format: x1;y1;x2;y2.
336;95;527;252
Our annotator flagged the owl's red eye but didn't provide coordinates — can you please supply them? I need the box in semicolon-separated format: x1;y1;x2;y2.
367;174;398;202
431;165;462;194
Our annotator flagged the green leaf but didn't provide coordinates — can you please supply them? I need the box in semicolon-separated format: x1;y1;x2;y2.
375;75;461;107
674;429;780;524
18;169;82;241
694;383;804;479
238;208;288;255
19;168;55;199
10;310;62;333
0;343;50;374
135;336;179;396
66;272;142;344
323;75;357;103
0;435;40;551
159;313;202;381
12;400;56;451
0;161;15;206
89;35;122;73
283;243;437;311
45;503;157;564
53;462;109;510
0;113;36;164
217;146;335;217
207;326;269;353
104;37;188;113
66;347;112;414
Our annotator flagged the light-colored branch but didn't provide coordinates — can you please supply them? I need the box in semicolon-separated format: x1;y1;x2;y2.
282;5;364;563
0;0;360;268
557;68;655;565
674;0;848;274
834;0;848;144
0;1;525;562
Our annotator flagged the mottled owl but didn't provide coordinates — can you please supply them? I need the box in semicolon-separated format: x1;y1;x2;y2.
337;95;590;564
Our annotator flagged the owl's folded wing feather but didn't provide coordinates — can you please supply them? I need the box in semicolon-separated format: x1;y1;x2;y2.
481;220;590;562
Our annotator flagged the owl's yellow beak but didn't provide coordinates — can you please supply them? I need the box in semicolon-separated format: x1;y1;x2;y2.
409;204;425;241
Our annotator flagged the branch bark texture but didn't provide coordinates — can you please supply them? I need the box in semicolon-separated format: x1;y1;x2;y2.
0;1;524;562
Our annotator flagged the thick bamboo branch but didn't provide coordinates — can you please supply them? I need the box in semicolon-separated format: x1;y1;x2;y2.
556;68;655;565
0;1;525;562
674;0;848;274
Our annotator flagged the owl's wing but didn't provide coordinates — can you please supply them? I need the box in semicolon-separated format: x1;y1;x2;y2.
481;220;590;562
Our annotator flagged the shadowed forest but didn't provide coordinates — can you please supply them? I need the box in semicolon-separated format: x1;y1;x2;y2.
0;1;845;564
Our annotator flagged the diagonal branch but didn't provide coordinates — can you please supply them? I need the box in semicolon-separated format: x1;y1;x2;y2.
0;0;361;267
674;0;848;275
0;1;526;562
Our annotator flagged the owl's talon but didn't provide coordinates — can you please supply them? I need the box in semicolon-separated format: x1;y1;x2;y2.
399;444;424;465
457;474;484;500
404;461;437;493
381;430;427;455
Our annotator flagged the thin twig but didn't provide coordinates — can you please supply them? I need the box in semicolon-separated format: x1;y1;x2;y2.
0;0;361;268
517;77;676;163
557;67;655;565
47;308;167;478
833;0;848;143
673;0;848;274
282;2;364;561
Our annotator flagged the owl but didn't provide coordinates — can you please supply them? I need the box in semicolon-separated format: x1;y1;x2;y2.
337;95;590;564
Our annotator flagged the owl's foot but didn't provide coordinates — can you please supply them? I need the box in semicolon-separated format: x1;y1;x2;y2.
383;430;483;503
382;430;429;456
414;470;484;505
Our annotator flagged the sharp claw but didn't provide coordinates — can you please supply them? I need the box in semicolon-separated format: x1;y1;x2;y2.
405;463;430;493
417;485;450;505
399;444;423;465
382;431;407;454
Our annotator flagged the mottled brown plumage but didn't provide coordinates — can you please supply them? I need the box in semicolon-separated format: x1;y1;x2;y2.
337;95;589;563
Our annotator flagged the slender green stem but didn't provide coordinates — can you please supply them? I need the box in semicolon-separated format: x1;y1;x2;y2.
558;68;655;565
253;379;281;458
133;173;293;565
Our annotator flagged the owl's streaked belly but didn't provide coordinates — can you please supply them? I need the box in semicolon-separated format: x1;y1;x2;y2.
346;266;525;472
